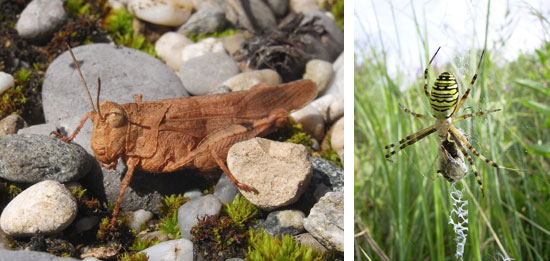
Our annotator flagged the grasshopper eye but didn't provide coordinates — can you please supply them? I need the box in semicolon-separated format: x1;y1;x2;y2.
107;108;126;128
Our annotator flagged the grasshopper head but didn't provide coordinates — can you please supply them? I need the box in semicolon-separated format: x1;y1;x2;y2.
90;101;128;168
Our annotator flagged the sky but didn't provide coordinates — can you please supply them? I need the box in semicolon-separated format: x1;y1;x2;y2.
354;0;550;83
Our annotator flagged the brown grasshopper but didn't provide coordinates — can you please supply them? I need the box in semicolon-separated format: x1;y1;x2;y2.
53;46;318;229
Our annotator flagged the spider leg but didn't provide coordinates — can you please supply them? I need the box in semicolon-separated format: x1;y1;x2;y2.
449;130;484;197
424;47;441;99
450;126;526;172
453;109;501;123
450;49;485;118
385;126;437;160
398;103;435;120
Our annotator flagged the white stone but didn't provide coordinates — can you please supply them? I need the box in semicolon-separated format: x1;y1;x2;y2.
303;191;343;251
309;93;343;124
140;239;193;261
0;180;77;237
180;37;225;62
221;69;282;92
303;59;333;93
128;0;193;27
155;32;194;71
127;209;154;231
330;117;344;163
15;0;66;42
323;61;343;97
290;104;325;141
0;72;14;95
227;138;312;210
290;0;321;13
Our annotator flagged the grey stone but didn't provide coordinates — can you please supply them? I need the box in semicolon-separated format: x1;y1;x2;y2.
0;115;28;136
0;134;92;183
140;239;193;261
127;209;153;231
224;0;276;32
42;44;188;156
0;250;78;260
213;174;238;203
17;122;57;136
179;52;239;95
301;10;344;63
0;180;78;237
312;157;343;191
75;216;100;233
183;189;203;200
178;7;227;36
15;0;67;43
262;210;305;237
267;0;289;17
303;191;343;252
293;233;327;253
177;194;222;240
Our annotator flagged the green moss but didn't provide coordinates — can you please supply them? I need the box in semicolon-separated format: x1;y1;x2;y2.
267;122;314;152
118;252;149;261
104;8;156;56
66;0;91;17
13;67;32;84
222;194;259;228
7;184;21;199
187;28;240;42
159;212;181;239
246;228;326;261
191;215;248;259
158;194;189;217
129;237;159;252
70;187;87;201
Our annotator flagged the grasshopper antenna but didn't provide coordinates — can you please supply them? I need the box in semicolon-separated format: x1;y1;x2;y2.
96;77;102;119
66;43;104;120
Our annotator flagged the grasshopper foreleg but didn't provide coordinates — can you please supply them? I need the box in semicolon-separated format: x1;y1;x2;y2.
50;111;94;143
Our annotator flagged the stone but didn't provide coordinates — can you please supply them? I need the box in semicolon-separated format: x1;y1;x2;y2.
127;209;154;231
267;0;289;17
127;0;193;27
227;138;312;210
213;174;239;203
136;230;171;243
0;134;91;183
323;58;344;97
312;157;343;192
290;0;321;13
310;93;343;124
140;239;193;261
290;104;325;141
155;32;194;71
17;122;57;136
0;250;78;260
302;10;344;51
177;194;222;240
42;44;188;156
224;0;276;32
15;0;67;42
262;210;305;236
322;116;343;163
0;115;28;136
303;59;333;93
183;189;203;200
0;180;78;237
180;37;225;62
294;233;327;253
179;52;240;95
221;69;281;92
0;229;12;250
221;33;245;55
303;191;343;252
75;216;100;233
0;72;14;95
178;7;227;36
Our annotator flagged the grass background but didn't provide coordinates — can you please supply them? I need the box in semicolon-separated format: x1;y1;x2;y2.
354;1;550;260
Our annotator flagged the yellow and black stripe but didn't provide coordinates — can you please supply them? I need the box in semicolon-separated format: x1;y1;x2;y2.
430;72;458;119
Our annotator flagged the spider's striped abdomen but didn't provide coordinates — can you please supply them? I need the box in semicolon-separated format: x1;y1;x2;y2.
430;72;458;119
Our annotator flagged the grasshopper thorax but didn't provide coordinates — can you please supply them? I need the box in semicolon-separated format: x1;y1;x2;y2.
430;72;458;119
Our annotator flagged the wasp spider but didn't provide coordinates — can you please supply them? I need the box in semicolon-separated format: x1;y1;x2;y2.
384;47;524;196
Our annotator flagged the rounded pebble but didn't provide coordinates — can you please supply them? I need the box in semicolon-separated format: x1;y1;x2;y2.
155;32;194;71
179;52;240;95
262;210;306;236
290;0;322;13
303;59;333;93
310;93;343;123
290;104;325;141
0;180;78;237
140;238;193;261
183;189;203;200
0;250;79;260
225;0;276;32
227;138;312;210
127;209;154;231
178;7;227;36
181;37;225;62
15;0;67;42
128;0;193;27
221;69;282;92
303;191;343;252
0;115;28;136
267;0;289;17
0;134;91;183
213;174;239;203
177;194;222;240
0;72;14;95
